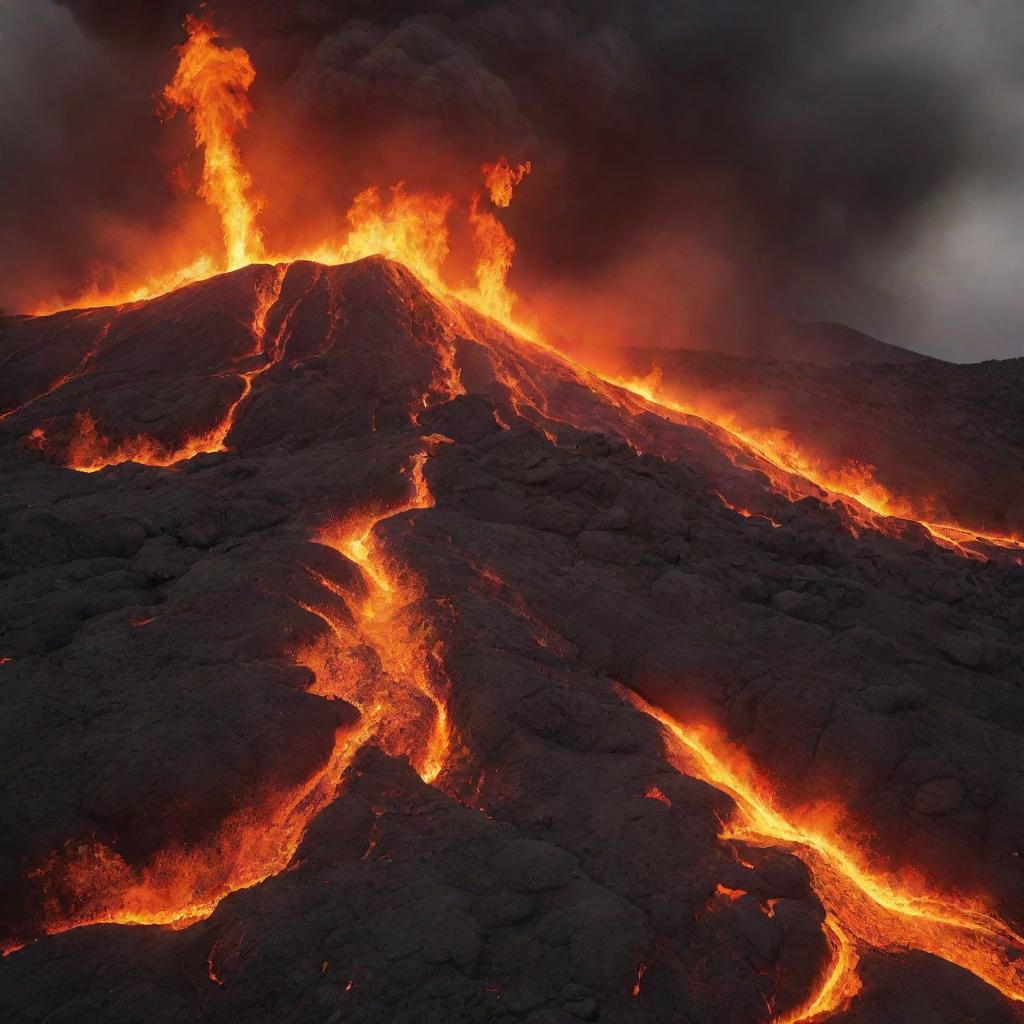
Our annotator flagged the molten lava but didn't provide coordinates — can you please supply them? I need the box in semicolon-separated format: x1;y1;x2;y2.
25;14;1021;563
603;368;1024;558
10;18;1024;1017
300;446;454;784
62;264;288;473
626;690;1024;1018
16;446;453;949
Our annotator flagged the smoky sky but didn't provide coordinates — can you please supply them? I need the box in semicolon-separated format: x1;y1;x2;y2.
2;1;1022;360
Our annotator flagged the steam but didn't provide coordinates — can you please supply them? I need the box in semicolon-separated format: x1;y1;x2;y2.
3;0;1022;359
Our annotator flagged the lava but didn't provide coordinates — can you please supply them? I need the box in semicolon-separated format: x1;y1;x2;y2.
29;17;532;341
602;368;1024;559
23;14;1019;563
12;446;453;950
61;265;288;473
626;689;1024;1017
776;917;861;1024
303;445;455;784
19;713;370;940
0;314;117;423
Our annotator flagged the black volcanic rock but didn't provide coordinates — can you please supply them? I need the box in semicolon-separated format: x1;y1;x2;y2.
602;344;1024;538
1;258;1023;1022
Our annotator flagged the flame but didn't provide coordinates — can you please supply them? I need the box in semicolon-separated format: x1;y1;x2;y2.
337;186;453;295
626;690;1024;1017
160;14;263;269
459;194;520;326
30;17;535;343
483;157;531;208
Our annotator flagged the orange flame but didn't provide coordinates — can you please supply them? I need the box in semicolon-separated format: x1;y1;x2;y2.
483;157;531;208
160;14;263;269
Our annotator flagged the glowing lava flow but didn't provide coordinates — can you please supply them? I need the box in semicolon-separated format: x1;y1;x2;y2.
21;714;371;939
301;446;454;784
11;448;452;950
62;265;287;473
776;917;860;1024
601;370;1024;559
20;14;1024;558
626;690;1024;1018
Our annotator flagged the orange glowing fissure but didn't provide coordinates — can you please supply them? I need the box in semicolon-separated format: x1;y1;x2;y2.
603;369;1024;558
626;690;1024;1019
14;447;453;948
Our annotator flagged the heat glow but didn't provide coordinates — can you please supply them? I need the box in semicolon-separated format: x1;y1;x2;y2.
27;16;1022;563
299;447;454;784
14;447;452;948
10;17;1024;1016
603;368;1024;558
161;14;263;269
627;690;1024;1018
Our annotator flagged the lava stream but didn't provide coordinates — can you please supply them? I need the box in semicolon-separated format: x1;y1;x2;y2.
0;314;117;423
625;690;1024;1018
63;265;288;473
775;917;860;1024
11;448;452;950
599;371;1024;559
305;446;454;784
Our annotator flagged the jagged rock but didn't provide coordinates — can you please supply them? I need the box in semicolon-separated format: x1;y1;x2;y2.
0;258;1022;1024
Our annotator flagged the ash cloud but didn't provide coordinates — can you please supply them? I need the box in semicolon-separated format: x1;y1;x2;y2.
4;0;1023;359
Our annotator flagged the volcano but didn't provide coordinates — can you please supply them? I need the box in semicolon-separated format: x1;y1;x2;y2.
2;256;1024;1024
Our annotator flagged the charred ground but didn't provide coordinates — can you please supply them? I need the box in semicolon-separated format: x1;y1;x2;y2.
1;258;1023;1023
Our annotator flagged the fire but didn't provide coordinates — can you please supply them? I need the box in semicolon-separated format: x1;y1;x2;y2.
337;186;453;297
19;15;1024;560
461;194;520;327
483;157;531;208
160;14;263;269
30;15;537;345
63;409;237;473
626;689;1024;1017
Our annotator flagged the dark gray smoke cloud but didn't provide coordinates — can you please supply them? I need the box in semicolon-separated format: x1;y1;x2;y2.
2;0;1022;359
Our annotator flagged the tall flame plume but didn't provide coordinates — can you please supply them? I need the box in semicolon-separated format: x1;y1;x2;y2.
160;14;263;269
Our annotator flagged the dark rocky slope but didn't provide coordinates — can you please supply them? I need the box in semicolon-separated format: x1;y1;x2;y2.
1;258;1023;1023
601;345;1024;538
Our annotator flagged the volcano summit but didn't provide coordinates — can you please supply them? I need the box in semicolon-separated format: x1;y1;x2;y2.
1;255;1024;1023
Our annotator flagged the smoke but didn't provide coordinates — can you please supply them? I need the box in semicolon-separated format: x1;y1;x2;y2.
3;0;1023;359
